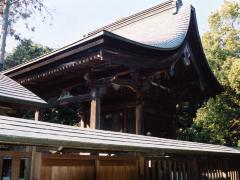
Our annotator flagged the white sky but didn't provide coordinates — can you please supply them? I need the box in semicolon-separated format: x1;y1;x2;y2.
6;0;224;52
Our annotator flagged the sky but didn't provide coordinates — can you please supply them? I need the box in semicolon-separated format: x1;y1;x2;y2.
6;0;224;52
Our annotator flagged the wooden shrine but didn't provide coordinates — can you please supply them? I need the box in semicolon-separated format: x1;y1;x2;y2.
4;0;221;139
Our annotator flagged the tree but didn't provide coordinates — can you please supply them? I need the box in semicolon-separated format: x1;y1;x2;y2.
5;39;52;69
0;0;51;70
185;0;240;147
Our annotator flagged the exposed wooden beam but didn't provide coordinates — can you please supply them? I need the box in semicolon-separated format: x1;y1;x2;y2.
19;52;102;84
6;39;104;79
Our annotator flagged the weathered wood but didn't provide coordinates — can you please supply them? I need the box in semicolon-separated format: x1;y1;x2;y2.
90;96;101;129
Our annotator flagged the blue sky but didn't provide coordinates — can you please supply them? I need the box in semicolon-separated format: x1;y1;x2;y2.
6;0;224;52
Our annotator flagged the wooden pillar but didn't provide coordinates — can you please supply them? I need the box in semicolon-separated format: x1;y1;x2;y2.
30;148;42;180
11;158;21;180
34;109;40;121
90;91;101;129
135;103;143;135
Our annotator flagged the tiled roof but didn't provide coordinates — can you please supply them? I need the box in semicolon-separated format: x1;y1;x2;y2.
0;115;239;155
89;4;191;49
0;73;46;106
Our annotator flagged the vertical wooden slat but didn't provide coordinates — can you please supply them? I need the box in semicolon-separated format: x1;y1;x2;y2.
151;160;156;180
168;160;172;180
0;157;3;179
218;159;223;179
178;160;183;180
216;160;220;179
157;160;162;180
224;160;230;180
163;160;167;180
11;158;21;180
139;157;145;180
183;160;187;180
145;159;150;180
95;158;100;180
191;158;200;180
173;160;177;180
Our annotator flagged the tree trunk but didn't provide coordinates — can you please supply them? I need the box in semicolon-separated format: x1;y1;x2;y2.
0;0;11;70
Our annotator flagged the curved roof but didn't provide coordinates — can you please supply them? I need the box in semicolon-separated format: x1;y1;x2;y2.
2;0;221;96
3;0;190;75
92;5;191;50
0;73;46;107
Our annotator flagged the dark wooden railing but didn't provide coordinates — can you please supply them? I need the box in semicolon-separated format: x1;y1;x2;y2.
144;156;240;180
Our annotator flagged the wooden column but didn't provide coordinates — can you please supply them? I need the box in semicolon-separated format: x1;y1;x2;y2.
34;109;40;121
30;149;42;180
11;158;21;180
90;90;101;129
135;103;143;135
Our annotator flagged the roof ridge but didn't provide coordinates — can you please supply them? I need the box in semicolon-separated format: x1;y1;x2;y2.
87;0;179;37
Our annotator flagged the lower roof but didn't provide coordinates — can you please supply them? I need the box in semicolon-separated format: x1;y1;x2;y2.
0;115;239;156
0;74;46;107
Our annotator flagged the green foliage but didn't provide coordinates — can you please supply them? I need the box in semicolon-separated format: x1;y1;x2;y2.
5;39;52;69
41;105;81;126
185;0;240;147
192;90;240;146
202;0;240;85
228;59;240;94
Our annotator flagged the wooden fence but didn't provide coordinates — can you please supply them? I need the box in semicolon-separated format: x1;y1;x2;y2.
0;151;240;180
145;156;240;180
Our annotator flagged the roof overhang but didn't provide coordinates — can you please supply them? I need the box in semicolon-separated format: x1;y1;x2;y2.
0;115;239;156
